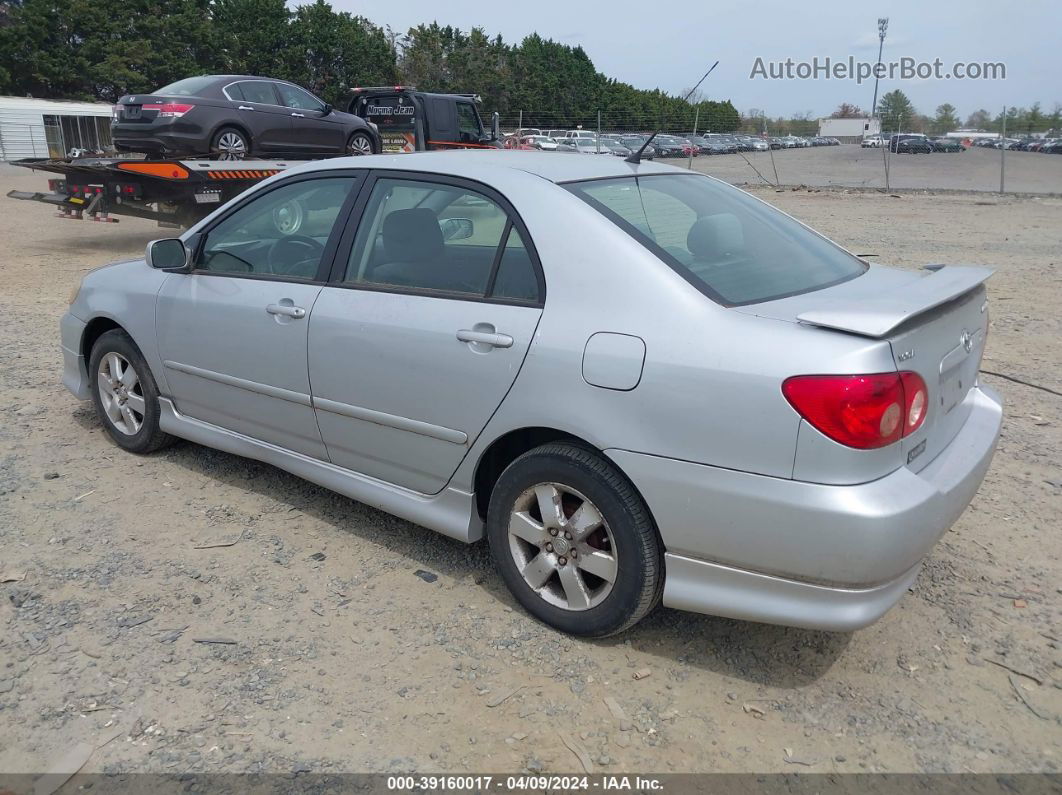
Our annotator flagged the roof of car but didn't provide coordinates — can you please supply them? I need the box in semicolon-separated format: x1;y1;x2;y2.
295;150;685;184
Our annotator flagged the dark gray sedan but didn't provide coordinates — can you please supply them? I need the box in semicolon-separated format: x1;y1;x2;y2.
112;75;381;159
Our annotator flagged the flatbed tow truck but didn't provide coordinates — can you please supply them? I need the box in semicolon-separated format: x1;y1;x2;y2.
7;87;500;227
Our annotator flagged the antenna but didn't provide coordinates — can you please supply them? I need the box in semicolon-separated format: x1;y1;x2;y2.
627;61;720;165
681;61;720;104
625;132;659;164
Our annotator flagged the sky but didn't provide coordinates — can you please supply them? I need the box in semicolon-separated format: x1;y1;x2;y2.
329;0;1060;120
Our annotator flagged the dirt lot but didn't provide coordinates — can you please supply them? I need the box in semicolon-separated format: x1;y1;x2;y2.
684;144;1062;194
0;163;1060;778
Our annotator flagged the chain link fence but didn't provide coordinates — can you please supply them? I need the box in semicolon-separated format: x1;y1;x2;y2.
497;111;1062;195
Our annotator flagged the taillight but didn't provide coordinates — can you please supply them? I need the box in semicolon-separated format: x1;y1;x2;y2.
142;103;195;117
782;371;928;450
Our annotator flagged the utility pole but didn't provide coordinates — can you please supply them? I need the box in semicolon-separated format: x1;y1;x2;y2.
687;107;699;169
1000;105;1006;193
871;18;889;119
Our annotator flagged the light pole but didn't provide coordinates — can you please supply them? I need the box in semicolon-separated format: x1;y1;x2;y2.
871;17;888;122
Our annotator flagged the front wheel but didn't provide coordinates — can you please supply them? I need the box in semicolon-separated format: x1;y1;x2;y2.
347;131;375;156
486;443;663;637
88;330;175;454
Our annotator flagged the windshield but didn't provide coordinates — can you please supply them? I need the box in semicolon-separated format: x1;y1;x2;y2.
566;174;867;306
154;76;217;96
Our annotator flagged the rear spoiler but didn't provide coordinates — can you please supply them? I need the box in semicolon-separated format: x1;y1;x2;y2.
796;265;993;338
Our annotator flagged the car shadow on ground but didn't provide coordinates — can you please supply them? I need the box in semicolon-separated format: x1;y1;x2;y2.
73;409;851;687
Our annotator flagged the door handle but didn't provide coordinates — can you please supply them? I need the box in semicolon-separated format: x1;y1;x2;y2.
291;112;305;118
457;329;513;348
267;303;306;319
238;105;255;111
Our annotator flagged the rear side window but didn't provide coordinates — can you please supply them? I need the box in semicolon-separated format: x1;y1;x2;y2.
343;178;541;303
235;81;278;105
566;174;866;306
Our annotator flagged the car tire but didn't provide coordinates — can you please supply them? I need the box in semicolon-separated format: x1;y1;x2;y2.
211;127;250;160
88;329;175;455
486;442;663;637
347;131;375;156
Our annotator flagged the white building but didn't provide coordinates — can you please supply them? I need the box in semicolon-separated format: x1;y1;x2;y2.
817;117;881;143
0;96;114;161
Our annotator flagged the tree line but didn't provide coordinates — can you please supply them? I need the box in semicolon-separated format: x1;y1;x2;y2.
746;91;1062;137
0;0;741;132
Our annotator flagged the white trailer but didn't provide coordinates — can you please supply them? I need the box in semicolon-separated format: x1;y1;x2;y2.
0;96;114;161
817;117;881;143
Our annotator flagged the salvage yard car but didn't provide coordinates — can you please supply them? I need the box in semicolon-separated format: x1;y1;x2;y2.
61;152;1002;637
112;75;381;159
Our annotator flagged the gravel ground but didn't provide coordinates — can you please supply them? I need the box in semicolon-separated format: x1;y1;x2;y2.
0;163;1060;778
674;144;1062;194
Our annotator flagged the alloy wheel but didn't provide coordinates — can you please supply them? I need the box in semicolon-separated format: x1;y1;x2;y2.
347;133;374;156
215;132;247;160
97;352;145;436
507;483;618;611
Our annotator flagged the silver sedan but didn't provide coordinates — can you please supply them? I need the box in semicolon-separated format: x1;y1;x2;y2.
61;152;1002;637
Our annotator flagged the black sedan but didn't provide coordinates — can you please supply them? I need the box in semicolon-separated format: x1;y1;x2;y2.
112;75;381;159
889;134;933;154
929;137;964;153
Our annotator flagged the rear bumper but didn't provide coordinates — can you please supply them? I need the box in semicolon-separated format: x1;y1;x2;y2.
61;312;90;400
607;384;1003;631
113;124;207;155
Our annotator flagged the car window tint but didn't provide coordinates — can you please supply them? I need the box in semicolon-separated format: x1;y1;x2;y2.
456;104;481;137
345;178;511;296
225;82;244;101
237;81;277;105
155;76;217;96
277;83;324;111
197;178;354;279
490;227;539;302
568;174;866;306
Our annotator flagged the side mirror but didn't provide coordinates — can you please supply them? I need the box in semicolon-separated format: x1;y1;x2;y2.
491;112;500;142
321;103;333;116
146;237;191;270
439;217;474;242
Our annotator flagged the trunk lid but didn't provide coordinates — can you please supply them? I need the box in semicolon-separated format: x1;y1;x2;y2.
738;265;992;472
116;95;166;123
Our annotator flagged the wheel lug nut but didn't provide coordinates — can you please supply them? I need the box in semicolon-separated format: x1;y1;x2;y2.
549;528;558;537
558;557;567;566
564;531;572;540
545;543;553;552
570;550;577;558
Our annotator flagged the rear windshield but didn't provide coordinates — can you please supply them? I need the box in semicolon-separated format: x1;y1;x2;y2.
565;174;866;306
155;76;217;96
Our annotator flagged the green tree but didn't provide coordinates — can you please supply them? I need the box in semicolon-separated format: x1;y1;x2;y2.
213;0;290;77
876;89;916;133
283;0;395;105
932;103;959;134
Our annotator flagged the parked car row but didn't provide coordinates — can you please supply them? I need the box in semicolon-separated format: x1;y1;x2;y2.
865;133;1062;155
502;130;841;159
971;136;1062;153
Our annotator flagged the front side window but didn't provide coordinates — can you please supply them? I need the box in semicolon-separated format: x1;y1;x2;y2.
456;104;482;139
277;83;325;112
234;81;278;105
344;178;540;302
567;174;866;306
196;177;355;279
